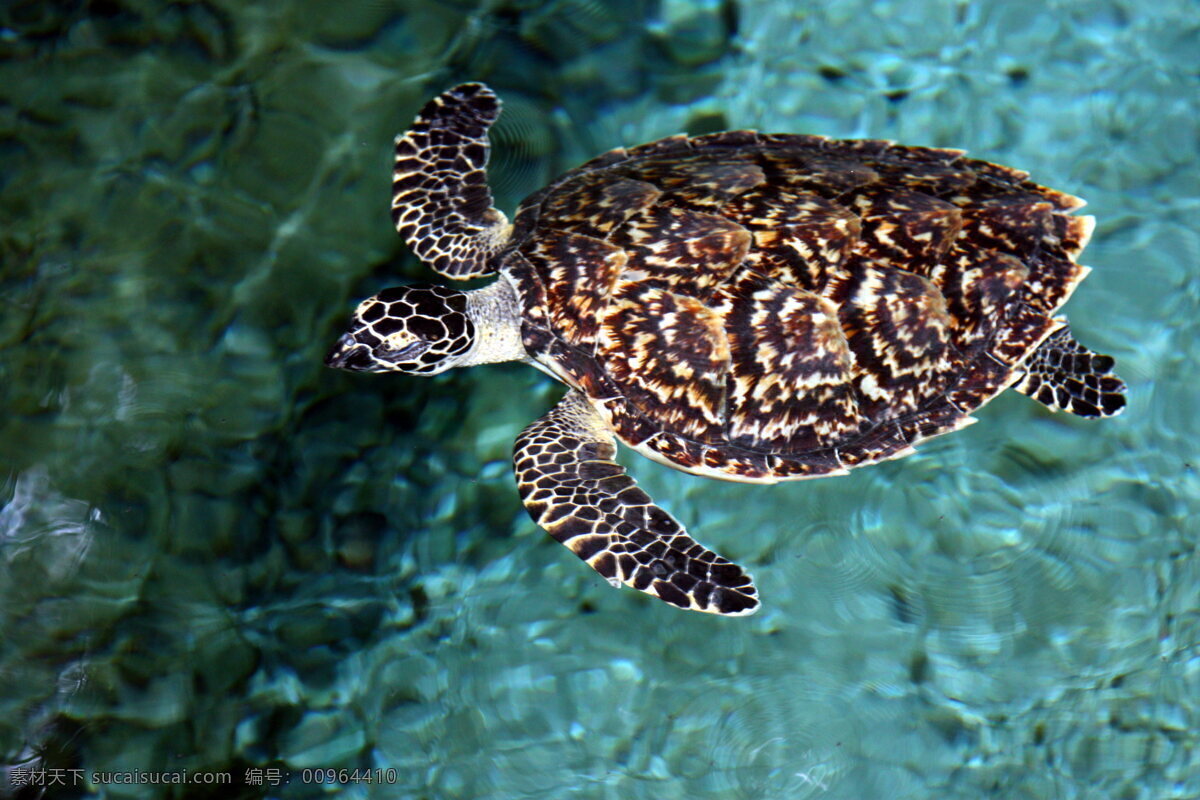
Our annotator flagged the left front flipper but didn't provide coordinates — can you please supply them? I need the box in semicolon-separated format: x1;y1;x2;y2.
513;391;760;616
392;83;511;279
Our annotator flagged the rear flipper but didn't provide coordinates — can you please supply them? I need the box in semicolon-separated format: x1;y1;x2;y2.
1014;325;1126;418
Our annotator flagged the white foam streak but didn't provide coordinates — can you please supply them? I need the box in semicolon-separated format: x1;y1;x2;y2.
1;467;97;580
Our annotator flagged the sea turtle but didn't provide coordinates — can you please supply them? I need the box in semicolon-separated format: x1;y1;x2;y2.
325;83;1126;616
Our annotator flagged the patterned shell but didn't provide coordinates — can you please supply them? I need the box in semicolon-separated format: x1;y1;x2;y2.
499;132;1094;482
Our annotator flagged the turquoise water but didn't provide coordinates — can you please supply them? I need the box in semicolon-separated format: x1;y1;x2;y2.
1;0;1197;798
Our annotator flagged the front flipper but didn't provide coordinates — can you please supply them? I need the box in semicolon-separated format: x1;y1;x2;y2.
391;83;511;279
513;392;759;616
1014;324;1127;418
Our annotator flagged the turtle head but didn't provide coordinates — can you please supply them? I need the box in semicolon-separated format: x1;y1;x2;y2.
325;284;474;375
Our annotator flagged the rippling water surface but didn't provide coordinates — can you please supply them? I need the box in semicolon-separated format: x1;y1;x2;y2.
1;1;1197;798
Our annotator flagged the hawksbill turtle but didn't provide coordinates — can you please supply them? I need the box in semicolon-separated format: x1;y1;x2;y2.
325;83;1126;616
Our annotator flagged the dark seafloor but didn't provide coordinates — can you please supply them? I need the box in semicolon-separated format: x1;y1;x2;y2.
0;1;1197;798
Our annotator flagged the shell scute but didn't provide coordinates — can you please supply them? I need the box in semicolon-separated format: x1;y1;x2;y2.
576;146;630;171
717;274;861;453
880;143;966;165
989;304;1060;366
722;188;858;292
870;152;977;195
598;284;730;442
930;248;1028;348
896;400;973;443
632;158;767;208
767;452;844;478
688;130;764;149
944;350;1012;414
825;138;894;157
1020;251;1088;314
539;173;661;239
841;185;964;273
608;205;750;300
1018;181;1085;211
966;158;1031;185
960;200;1056;259
771;151;879;197
827;260;963;423
625;133;691;159
758;132;828;149
1051;214;1095;260
523;230;626;348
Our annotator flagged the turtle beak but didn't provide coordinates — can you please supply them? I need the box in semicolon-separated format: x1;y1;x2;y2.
325;333;372;371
